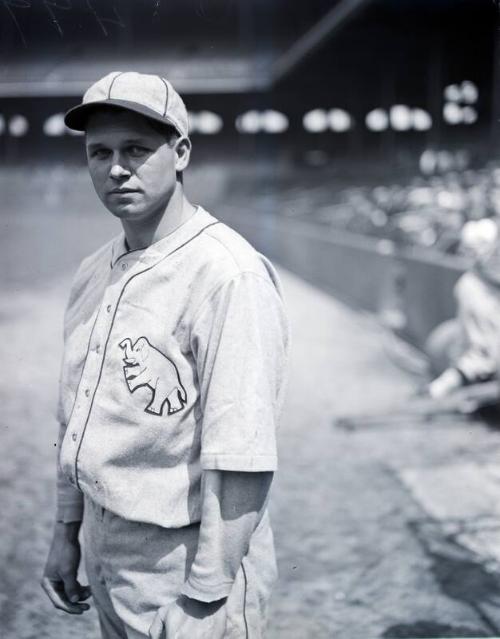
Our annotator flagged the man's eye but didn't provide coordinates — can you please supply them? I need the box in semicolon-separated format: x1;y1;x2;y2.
91;148;110;159
128;145;148;157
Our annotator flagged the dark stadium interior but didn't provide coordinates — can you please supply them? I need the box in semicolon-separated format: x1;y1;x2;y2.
0;0;496;163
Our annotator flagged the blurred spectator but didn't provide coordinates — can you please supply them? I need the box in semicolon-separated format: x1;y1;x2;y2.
236;152;500;259
426;218;500;398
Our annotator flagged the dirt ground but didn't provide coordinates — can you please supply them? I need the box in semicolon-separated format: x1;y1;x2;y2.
3;167;500;638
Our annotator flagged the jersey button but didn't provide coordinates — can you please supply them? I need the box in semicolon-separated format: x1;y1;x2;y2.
106;305;112;313
84;388;90;397
71;432;77;442
95;344;101;354
121;262;128;270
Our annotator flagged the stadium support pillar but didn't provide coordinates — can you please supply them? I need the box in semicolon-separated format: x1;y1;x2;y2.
270;0;372;86
490;5;500;152
428;30;444;149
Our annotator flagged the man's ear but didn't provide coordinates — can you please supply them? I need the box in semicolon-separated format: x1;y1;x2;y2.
174;136;192;172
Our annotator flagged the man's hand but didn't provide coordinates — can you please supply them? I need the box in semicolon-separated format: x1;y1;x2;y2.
41;521;91;615
428;367;463;400
149;595;226;639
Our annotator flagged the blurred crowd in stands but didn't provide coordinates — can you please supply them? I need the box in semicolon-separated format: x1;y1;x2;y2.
309;152;500;256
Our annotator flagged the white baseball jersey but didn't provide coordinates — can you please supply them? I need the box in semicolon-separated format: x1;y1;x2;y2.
57;207;290;528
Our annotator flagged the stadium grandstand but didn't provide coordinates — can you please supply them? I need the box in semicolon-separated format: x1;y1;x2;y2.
0;0;496;162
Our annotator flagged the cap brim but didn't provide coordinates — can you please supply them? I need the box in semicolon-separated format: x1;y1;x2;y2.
64;99;184;136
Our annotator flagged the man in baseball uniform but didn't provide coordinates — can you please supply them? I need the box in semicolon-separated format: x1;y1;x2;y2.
41;72;290;639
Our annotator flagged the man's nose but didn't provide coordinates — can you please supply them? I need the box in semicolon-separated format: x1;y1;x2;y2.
109;154;131;180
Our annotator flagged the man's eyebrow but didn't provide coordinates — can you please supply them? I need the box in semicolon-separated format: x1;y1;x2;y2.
86;142;106;151
87;138;152;150
122;138;152;145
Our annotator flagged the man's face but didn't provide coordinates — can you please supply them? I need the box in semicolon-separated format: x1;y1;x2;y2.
85;109;182;222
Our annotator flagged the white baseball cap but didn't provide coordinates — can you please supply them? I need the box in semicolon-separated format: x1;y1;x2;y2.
64;71;189;137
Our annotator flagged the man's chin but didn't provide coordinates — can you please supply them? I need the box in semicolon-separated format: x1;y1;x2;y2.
107;204;145;220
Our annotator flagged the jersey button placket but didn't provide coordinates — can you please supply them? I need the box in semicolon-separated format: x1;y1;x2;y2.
72;264;124;490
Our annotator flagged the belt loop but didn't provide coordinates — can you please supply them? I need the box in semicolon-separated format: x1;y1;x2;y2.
100;506;105;521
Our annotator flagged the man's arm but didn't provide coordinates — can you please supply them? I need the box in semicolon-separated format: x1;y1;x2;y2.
41;422;90;614
41;519;91;614
150;268;289;638
149;469;272;639
429;286;498;399
182;469;272;602
55;420;85;523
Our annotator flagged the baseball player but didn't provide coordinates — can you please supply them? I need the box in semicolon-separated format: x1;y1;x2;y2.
41;71;290;639
427;219;500;399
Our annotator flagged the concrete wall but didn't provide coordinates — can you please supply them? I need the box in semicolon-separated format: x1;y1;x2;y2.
399;251;465;346
226;214;467;348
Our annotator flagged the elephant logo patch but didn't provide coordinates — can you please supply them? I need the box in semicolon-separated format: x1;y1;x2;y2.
119;337;187;416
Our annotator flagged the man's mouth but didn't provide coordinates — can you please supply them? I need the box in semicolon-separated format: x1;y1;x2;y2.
109;188;140;195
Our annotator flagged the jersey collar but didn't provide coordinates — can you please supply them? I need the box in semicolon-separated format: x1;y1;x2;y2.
110;206;218;269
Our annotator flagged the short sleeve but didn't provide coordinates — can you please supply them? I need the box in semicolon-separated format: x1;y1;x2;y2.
191;271;290;472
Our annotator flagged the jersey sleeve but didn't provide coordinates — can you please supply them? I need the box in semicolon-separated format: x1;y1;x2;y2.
191;271;290;472
56;329;84;523
56;421;84;523
55;262;88;523
454;271;500;383
182;469;273;602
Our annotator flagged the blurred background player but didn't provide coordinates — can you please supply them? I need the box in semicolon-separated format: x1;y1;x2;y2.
426;217;500;399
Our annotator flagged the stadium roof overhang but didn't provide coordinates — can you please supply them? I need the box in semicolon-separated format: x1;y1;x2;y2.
0;0;370;97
